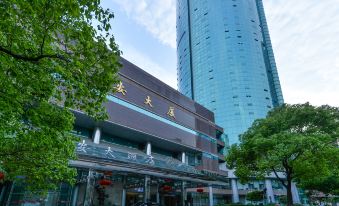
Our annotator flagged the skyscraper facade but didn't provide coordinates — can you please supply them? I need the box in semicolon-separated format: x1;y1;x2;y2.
176;0;284;145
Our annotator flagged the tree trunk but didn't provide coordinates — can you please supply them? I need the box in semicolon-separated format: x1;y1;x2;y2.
286;176;293;206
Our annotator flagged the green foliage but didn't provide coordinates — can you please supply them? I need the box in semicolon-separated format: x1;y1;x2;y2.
246;190;264;202
279;196;287;204
0;0;121;192
226;103;339;205
301;173;339;195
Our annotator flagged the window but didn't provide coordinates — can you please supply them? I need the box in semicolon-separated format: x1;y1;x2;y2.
101;133;139;149
71;126;92;139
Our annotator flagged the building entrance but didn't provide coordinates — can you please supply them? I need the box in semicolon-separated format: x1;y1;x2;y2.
0;168;228;206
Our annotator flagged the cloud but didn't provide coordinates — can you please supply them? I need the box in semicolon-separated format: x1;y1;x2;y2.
263;0;339;106
112;0;339;107
120;43;177;89
111;0;176;48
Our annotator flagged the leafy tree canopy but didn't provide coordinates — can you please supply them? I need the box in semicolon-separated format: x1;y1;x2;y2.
226;103;339;206
246;190;264;202
0;0;121;192
301;173;339;195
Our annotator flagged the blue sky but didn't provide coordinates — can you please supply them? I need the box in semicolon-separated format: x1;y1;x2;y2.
101;0;339;107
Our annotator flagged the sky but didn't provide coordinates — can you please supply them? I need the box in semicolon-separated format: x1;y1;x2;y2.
101;0;339;107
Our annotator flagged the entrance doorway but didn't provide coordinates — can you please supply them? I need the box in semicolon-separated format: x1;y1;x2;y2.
161;194;181;206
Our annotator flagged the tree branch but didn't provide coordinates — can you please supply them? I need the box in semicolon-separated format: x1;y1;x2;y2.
0;46;68;62
272;167;287;188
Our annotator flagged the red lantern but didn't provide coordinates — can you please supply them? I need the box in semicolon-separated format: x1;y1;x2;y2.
0;172;4;180
99;179;112;186
196;188;204;193
163;185;172;191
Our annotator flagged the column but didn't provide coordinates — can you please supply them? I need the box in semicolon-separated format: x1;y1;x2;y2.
291;182;301;204
181;152;186;164
231;179;239;203
92;127;101;144
146;142;152;155
84;169;95;206
265;179;275;203
181;181;187;206
208;186;214;206
71;185;79;206
144;175;151;203
144;143;151;203
156;182;160;204
121;176;126;206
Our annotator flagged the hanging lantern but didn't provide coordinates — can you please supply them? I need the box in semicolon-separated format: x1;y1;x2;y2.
99;179;112;186
163;185;172;191
196;188;204;193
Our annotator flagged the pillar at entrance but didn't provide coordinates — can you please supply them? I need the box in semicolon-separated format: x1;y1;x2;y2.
84;170;94;206
71;185;79;206
208;186;214;206
291;182;301;204
156;183;160;204
121;176;126;206
181;181;187;206
231;179;239;203
92;127;101;144
144;175;151;203
265;179;275;203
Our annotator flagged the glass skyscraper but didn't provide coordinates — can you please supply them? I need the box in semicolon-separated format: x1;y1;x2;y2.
176;0;284;145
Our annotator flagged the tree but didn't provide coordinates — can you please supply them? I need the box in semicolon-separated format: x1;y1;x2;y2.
226;103;339;206
0;0;121;192
302;173;339;195
246;190;264;204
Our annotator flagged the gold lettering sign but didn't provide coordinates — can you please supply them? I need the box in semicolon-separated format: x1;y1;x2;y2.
167;106;175;118
114;82;127;95
144;96;153;107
